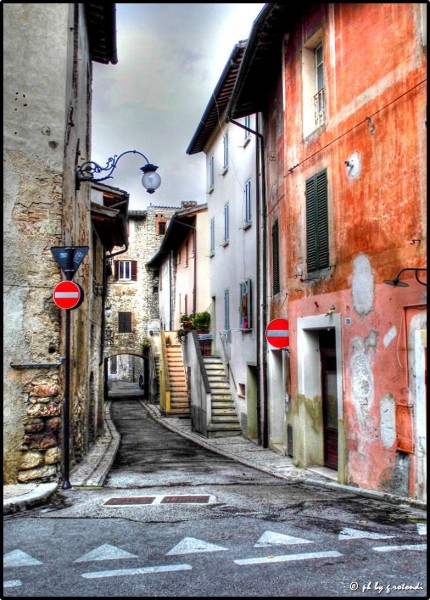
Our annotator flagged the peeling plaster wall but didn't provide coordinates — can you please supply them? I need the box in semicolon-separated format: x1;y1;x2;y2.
267;3;427;500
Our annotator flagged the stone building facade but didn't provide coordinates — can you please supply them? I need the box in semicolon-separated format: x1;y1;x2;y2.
4;4;119;484
105;205;179;391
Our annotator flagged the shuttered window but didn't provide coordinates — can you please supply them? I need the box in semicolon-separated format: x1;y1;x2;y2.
224;289;230;330
306;170;329;272
272;219;280;295
118;312;132;333
115;260;137;281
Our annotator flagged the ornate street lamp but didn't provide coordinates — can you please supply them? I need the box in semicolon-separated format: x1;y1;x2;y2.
76;149;161;193
383;268;427;287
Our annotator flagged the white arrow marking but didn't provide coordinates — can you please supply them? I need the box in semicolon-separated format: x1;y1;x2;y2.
3;550;43;567
417;523;427;536
255;531;313;547
167;537;228;555
373;544;426;553
75;544;138;562
338;528;395;540
235;550;342;566
82;564;192;579
4;580;23;588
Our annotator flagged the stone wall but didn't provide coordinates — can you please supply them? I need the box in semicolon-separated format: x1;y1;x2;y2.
105;206;178;357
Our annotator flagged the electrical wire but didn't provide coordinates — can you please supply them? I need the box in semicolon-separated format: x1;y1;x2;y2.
267;78;427;218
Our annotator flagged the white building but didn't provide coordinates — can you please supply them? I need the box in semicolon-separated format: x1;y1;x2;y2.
187;42;260;440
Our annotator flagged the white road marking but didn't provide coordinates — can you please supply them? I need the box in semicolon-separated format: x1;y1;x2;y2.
3;550;43;567
82;564;192;579
167;537;228;555
75;543;138;562
234;550;342;566
4;580;22;588
372;544;426;553
255;531;313;547
338;528;395;540
417;523;427;536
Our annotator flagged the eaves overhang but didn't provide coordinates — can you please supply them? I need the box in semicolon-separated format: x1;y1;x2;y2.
147;205;206;268
90;182;129;250
85;2;118;65
186;40;247;155
227;3;296;121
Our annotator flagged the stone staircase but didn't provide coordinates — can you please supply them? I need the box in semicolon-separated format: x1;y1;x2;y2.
203;355;241;438
166;344;190;417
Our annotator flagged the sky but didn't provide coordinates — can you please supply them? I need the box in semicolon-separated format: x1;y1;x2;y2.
91;3;265;210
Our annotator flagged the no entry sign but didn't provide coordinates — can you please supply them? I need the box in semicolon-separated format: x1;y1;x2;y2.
266;318;289;349
53;281;84;310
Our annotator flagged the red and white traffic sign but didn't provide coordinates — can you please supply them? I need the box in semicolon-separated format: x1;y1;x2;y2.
266;318;289;349
53;281;83;310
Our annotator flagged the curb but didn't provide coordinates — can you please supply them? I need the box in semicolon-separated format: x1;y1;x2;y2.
3;483;58;515
70;400;121;487
141;401;427;512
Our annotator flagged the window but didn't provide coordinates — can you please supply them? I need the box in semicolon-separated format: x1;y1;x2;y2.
208;155;214;191
110;355;117;374
223;132;229;170
314;44;324;128
118;312;132;333
272;219;280;295
239;279;252;329
244;179;252;225
158;221;166;235
306;169;329;272
223;203;229;244
115;260;137;281
302;30;325;137
224;289;230;330
210;217;215;255
244;115;251;141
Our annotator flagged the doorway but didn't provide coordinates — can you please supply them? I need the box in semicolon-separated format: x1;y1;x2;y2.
319;330;338;469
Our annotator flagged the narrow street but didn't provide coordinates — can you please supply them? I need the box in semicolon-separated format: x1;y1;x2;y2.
3;385;427;597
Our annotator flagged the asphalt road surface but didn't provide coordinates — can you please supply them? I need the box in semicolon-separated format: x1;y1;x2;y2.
4;397;427;597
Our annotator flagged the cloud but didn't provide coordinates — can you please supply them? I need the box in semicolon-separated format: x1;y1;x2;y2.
91;3;265;210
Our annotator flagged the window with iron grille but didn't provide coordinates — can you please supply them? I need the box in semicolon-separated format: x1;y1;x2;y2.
118;312;132;333
272;219;280;295
306;169;329;272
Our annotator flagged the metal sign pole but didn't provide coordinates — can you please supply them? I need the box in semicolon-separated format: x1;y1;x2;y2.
62;307;72;489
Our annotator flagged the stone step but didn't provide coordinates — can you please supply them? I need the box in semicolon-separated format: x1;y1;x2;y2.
211;415;240;423
212;408;238;415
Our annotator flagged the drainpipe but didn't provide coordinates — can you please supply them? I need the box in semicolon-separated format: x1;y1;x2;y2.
227;116;268;448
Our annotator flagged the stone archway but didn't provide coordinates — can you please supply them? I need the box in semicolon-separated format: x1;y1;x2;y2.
104;348;149;400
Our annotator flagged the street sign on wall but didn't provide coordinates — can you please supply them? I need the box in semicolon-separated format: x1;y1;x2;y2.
266;318;289;349
51;246;89;281
53;281;84;310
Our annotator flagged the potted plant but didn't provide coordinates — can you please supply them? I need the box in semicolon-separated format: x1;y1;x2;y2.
180;314;193;331
193;311;210;333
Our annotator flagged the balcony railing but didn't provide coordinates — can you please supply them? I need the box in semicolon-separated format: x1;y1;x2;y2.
314;88;325;128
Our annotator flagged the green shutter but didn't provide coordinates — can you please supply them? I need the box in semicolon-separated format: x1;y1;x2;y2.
306;170;328;272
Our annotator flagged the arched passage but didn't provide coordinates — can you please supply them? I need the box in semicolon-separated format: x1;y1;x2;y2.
104;350;149;400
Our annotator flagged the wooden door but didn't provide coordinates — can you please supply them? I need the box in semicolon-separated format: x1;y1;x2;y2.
320;348;338;470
